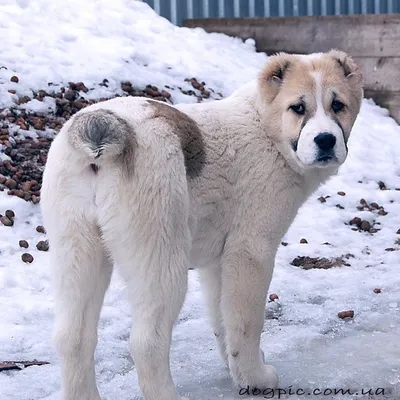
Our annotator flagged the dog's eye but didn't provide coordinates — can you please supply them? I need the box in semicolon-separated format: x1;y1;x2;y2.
289;104;305;115
332;100;345;113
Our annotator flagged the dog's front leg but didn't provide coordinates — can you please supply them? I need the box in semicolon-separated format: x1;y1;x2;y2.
221;245;278;391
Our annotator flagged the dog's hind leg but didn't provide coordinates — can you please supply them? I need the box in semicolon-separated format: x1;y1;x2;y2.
52;223;112;400
99;151;191;400
127;250;188;400
107;212;190;400
42;174;112;400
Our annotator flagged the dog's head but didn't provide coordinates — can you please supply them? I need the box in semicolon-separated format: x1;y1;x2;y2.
259;50;363;170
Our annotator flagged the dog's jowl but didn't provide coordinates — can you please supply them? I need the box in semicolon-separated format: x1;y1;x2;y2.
41;50;363;400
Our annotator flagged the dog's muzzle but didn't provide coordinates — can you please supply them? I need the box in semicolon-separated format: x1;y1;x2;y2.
314;132;337;164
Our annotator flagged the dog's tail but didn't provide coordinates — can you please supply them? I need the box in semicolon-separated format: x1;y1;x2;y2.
68;108;134;162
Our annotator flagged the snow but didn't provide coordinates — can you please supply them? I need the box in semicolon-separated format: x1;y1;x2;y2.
1;1;400;400
19;98;56;114
0;0;266;108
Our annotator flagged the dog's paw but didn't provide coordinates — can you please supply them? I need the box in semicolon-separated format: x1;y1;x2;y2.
234;363;279;391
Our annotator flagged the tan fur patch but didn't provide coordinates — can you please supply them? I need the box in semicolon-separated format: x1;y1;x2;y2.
145;100;206;178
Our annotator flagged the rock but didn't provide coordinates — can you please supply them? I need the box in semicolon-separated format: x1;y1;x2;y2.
269;293;279;302
0;216;13;226
36;225;46;234
317;196;326;203
121;82;133;93
5;209;15;219
291;256;348;270
18;96;31;105
337;191;346;196
55;98;69;106
378;181;387;190
300;238;308;244
64;90;76;101
160;90;171;99
144;86;160;97
74;82;89;93
19;240;29;248
21;253;34;263
360;220;371;232
32;118;46;131
36;240;49;251
5;178;17;189
338;310;354;319
186;78;203;91
15;189;25;198
72;100;86;110
37;90;48;98
10;75;19;83
31;195;40;204
373;288;381;294
349;217;362;226
21;181;34;192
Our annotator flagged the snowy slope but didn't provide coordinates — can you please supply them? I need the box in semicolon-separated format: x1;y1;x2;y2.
0;0;266;107
1;1;400;400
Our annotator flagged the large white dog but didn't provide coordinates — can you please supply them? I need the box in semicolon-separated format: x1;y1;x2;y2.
41;50;363;400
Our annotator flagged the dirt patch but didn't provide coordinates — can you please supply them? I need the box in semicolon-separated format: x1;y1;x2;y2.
0;78;219;203
291;254;353;270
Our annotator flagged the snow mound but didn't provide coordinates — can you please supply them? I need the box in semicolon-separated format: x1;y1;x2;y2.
0;0;266;107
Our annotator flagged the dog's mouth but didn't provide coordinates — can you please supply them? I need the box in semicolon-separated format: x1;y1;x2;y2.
317;154;333;163
314;152;338;167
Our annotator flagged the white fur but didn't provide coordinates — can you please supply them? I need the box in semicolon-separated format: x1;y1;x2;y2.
41;69;351;400
296;72;347;167
297;52;323;62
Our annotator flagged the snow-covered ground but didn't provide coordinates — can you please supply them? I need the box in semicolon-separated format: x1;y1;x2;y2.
1;1;400;400
0;0;265;108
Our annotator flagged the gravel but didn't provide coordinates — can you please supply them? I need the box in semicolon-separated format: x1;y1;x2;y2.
0;78;216;204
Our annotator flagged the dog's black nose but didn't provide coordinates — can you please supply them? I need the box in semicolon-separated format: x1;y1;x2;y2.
314;133;336;151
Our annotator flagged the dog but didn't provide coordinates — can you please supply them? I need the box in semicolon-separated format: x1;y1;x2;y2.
41;50;363;400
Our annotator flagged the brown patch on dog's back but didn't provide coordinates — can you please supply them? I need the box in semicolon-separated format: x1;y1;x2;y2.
145;100;205;178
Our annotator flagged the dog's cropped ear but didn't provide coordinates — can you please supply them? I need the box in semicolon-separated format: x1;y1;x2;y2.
259;53;292;102
328;50;363;86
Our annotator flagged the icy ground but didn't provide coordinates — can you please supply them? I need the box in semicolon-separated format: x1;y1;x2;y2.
1;1;400;400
